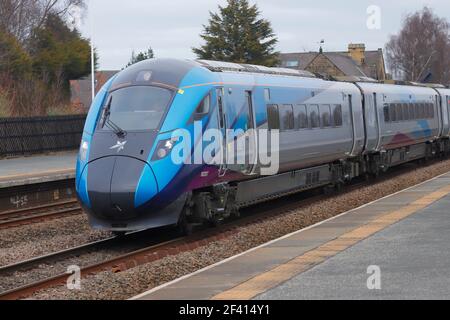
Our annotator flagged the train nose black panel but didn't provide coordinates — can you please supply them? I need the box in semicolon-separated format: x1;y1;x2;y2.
88;156;146;220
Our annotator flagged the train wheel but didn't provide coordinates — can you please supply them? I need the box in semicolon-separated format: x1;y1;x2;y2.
178;213;194;236
335;181;344;193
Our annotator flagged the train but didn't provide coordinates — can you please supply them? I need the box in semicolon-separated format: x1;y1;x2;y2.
75;58;450;233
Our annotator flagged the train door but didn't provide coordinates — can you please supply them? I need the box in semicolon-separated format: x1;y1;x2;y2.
216;88;227;176
436;95;443;137
363;93;379;151
243;91;258;175
446;95;450;137
348;94;357;155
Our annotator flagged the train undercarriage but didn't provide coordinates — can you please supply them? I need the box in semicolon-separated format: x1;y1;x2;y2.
180;138;450;233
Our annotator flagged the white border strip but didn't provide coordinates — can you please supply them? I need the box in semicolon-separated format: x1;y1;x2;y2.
131;171;450;300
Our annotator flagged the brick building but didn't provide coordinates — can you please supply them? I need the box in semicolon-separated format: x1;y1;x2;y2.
279;43;387;80
70;71;118;112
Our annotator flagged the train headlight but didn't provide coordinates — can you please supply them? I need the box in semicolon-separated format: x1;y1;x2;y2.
79;140;89;162
152;137;179;161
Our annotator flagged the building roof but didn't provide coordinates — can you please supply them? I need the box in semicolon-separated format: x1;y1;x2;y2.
324;52;367;77
279;48;384;79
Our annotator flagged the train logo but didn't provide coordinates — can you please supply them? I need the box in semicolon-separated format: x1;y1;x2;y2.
109;141;127;153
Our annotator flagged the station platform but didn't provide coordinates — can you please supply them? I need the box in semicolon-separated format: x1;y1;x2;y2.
0;152;77;188
133;171;450;300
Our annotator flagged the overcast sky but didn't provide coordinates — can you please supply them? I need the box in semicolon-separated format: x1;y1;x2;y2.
78;0;450;70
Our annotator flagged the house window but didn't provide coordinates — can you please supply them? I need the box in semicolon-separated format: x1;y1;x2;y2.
285;60;299;67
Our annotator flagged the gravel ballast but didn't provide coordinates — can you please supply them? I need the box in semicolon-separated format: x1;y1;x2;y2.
22;160;450;299
0;215;111;267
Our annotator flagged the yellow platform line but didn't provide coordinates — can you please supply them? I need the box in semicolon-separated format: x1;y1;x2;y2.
212;184;450;300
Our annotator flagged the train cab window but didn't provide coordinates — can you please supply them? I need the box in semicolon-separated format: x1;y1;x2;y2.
308;104;320;128
99;86;173;131
320;104;331;128
333;104;343;127
267;104;280;130
294;104;308;129
195;94;210;115
279;104;294;130
383;104;390;122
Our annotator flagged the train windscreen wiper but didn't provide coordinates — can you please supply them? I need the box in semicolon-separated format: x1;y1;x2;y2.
101;96;127;138
105;118;127;138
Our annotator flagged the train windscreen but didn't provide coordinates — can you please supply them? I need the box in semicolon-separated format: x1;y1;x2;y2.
100;86;172;131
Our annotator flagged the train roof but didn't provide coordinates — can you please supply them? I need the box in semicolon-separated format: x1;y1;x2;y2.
109;58;448;93
195;60;316;78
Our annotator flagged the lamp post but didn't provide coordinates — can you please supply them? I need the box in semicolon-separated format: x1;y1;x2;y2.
90;0;95;103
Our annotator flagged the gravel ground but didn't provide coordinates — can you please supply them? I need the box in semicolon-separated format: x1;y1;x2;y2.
0;214;111;267
28;160;450;300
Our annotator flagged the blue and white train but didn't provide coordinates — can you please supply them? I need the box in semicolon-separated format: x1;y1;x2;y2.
75;58;450;232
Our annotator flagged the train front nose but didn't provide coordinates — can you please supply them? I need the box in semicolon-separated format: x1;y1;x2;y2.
87;156;158;220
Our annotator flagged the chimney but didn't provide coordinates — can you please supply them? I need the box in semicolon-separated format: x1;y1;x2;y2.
348;43;366;65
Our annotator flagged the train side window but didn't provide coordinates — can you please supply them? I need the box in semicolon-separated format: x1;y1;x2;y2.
389;104;396;122
320;104;331;128
267;104;280;130
402;103;409;121
395;103;403;121
414;103;421;119
383;104;390;122
429;103;435;118
408;103;415;120
333;104;343;126
294;104;308;129
279;104;294;130
420;103;426;118
308;104;320;128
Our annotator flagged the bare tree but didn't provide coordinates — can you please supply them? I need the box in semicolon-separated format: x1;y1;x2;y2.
0;0;85;43
385;7;450;84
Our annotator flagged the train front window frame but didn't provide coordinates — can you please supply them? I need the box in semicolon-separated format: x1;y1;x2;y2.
98;85;173;132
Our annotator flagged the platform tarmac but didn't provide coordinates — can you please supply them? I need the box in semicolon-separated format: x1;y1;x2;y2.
133;171;450;300
0;152;77;188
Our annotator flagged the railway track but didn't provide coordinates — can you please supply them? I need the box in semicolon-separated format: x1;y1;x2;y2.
0;181;365;300
0;160;434;300
0;199;81;229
